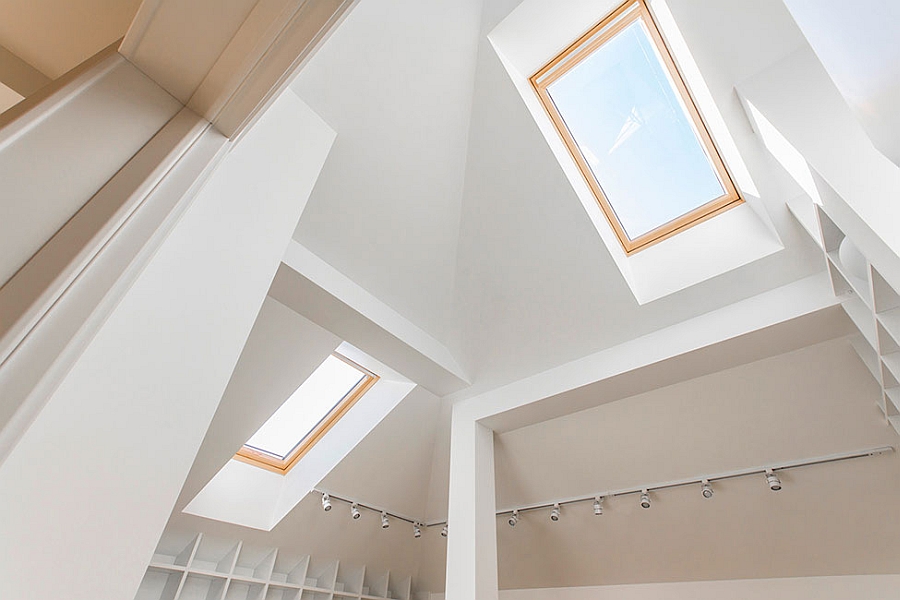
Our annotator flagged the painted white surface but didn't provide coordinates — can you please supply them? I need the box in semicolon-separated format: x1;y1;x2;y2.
0;52;181;287
0;89;334;600
185;371;417;531
487;0;783;303
0;109;216;464
169;296;339;524
737;47;900;267
449;273;837;419
292;0;484;344
162;384;444;585
783;0;900;167
429;575;900;600
0;80;21;112
277;240;469;391
445;419;498;600
273;377;415;524
451;0;821;392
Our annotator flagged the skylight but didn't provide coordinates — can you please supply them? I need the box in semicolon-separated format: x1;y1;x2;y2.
236;353;377;474
531;0;740;253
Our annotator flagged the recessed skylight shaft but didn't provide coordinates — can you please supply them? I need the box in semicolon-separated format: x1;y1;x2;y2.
245;355;365;458
531;0;740;253
235;353;377;474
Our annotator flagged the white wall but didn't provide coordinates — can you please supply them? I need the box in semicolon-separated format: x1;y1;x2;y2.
426;575;900;600
0;89;334;600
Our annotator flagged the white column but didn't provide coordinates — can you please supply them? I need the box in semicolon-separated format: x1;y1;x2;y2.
445;404;499;600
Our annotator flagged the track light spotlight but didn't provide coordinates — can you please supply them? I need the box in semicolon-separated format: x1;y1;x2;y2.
765;468;782;492
508;510;519;527
381;511;389;529
640;490;651;509
593;496;603;516
321;493;332;512
350;503;360;520
701;480;713;499
441;525;448;538
550;503;561;521
414;523;421;538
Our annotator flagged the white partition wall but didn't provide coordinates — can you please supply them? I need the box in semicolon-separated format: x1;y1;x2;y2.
0;89;335;600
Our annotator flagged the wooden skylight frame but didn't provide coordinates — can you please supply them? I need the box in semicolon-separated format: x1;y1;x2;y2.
530;0;742;254
234;353;378;475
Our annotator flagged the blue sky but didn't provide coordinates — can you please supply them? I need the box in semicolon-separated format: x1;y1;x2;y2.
547;19;724;240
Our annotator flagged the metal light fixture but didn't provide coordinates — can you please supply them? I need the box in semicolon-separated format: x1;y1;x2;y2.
701;480;713;499
508;510;519;527
550;503;560;521
765;469;782;491
413;523;421;538
441;525;448;538
381;511;389;529
593;496;603;516
350;503;360;520
640;490;651;509
321;493;332;512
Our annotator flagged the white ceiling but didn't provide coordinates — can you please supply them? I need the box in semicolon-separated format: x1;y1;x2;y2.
291;0;483;344
157;0;900;594
449;0;823;393
0;0;141;78
291;0;825;393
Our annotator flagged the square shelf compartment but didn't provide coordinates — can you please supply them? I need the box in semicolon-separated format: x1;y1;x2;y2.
224;581;266;600
191;537;241;577
265;588;300;600
179;573;228;600
135;569;185;600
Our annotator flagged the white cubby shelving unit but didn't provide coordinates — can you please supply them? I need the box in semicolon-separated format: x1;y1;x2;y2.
135;534;414;600
816;204;900;435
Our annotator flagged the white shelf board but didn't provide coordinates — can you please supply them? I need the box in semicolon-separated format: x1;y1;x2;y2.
827;250;872;307
889;414;900;437
850;336;881;383
267;582;303;591
877;307;900;344
841;295;877;348
148;562;187;573
230;574;270;585
882;353;900;383
187;569;230;580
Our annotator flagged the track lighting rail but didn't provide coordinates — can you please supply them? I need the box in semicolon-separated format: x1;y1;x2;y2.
497;445;893;515
313;488;450;531
314;445;893;532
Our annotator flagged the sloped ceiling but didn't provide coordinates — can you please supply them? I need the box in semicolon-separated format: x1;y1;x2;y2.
291;0;825;393
449;0;823;393
292;0;484;344
160;0;899;594
0;0;141;78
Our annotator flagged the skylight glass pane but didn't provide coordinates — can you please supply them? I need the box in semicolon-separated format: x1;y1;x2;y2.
546;18;726;240
245;355;365;459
